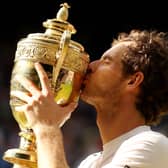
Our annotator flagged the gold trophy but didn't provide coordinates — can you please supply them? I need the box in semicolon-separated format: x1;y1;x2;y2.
3;2;89;168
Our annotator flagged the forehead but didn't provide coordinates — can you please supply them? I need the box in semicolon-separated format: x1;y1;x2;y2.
102;42;132;59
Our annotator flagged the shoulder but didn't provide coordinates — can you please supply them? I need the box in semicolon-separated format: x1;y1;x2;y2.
125;130;168;149
127;130;168;154
120;130;168;156
112;130;168;168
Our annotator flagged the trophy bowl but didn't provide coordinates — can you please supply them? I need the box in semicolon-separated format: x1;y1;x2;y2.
3;3;90;168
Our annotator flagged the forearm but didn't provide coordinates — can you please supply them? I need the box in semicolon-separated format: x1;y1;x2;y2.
35;126;69;168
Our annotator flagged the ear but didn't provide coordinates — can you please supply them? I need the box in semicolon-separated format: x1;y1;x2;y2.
127;72;144;89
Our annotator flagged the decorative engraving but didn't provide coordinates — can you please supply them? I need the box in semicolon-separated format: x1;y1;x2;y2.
15;37;89;73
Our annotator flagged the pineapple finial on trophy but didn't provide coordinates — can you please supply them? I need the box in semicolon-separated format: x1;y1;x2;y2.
43;2;76;35
56;2;70;21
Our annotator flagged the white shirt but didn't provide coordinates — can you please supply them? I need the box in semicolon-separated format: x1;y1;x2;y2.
78;126;168;168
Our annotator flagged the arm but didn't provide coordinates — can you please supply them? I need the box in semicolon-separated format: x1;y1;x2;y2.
12;62;77;168
34;126;69;168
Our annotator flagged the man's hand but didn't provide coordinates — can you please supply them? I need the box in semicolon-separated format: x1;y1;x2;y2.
11;62;77;132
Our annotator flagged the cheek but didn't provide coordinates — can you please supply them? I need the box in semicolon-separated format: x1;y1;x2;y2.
89;70;114;91
83;63;123;90
95;67;116;80
94;67;124;90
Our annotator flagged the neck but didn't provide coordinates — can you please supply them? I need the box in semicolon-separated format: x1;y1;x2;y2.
94;99;145;145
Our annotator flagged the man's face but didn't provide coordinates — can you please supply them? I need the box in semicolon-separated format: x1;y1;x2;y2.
80;42;130;105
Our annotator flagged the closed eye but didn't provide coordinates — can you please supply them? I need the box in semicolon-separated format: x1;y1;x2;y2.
101;54;113;61
101;55;113;64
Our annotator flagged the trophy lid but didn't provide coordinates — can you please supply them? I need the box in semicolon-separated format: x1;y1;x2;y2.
17;2;83;51
14;2;89;74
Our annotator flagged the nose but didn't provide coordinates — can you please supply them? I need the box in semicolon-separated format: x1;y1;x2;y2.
87;60;100;73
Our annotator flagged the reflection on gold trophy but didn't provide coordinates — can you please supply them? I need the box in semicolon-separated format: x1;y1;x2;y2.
3;2;90;168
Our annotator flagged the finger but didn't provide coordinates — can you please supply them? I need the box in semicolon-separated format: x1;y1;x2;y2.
11;90;32;103
34;62;51;94
15;74;40;95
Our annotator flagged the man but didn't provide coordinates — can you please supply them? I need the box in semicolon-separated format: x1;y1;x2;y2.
12;29;168;168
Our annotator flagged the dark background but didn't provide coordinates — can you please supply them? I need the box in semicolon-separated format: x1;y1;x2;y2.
0;0;168;86
0;0;168;167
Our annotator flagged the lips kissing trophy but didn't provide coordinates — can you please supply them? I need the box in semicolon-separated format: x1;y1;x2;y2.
3;2;90;168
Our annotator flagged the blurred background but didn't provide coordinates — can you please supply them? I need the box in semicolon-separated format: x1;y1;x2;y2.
0;0;168;167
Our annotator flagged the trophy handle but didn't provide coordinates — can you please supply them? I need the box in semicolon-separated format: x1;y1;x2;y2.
52;29;71;90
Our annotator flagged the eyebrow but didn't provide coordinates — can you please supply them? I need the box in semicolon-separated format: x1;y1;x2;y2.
101;54;113;60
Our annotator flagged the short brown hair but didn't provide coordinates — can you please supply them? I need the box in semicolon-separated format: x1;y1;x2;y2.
113;29;168;125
